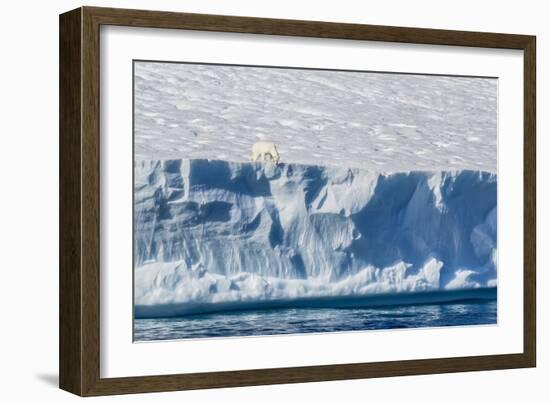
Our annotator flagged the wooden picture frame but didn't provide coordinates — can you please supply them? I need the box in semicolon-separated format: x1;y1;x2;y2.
59;6;536;396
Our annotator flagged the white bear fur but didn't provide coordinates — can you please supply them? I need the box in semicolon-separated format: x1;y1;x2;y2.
251;141;280;164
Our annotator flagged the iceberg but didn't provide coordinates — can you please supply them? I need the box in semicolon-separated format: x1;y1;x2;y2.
134;159;497;318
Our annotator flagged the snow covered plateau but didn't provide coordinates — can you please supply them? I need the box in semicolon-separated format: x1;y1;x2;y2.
134;62;497;172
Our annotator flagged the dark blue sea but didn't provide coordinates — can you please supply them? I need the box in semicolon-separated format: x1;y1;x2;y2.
134;300;497;341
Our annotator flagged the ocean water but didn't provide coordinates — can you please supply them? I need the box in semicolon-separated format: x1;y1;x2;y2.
134;300;497;342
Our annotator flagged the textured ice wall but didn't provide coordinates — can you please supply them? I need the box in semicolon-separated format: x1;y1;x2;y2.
134;159;497;315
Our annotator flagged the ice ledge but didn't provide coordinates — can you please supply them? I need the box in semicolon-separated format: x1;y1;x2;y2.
133;158;497;316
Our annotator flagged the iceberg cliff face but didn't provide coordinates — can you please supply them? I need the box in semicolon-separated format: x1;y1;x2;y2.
134;159;497;316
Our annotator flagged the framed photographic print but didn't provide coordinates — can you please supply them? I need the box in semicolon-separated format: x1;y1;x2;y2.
59;6;536;396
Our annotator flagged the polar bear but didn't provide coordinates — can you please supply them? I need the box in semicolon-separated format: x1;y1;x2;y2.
251;141;280;164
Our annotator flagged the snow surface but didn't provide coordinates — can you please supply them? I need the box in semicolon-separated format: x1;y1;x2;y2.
134;159;497;317
134;62;497;172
